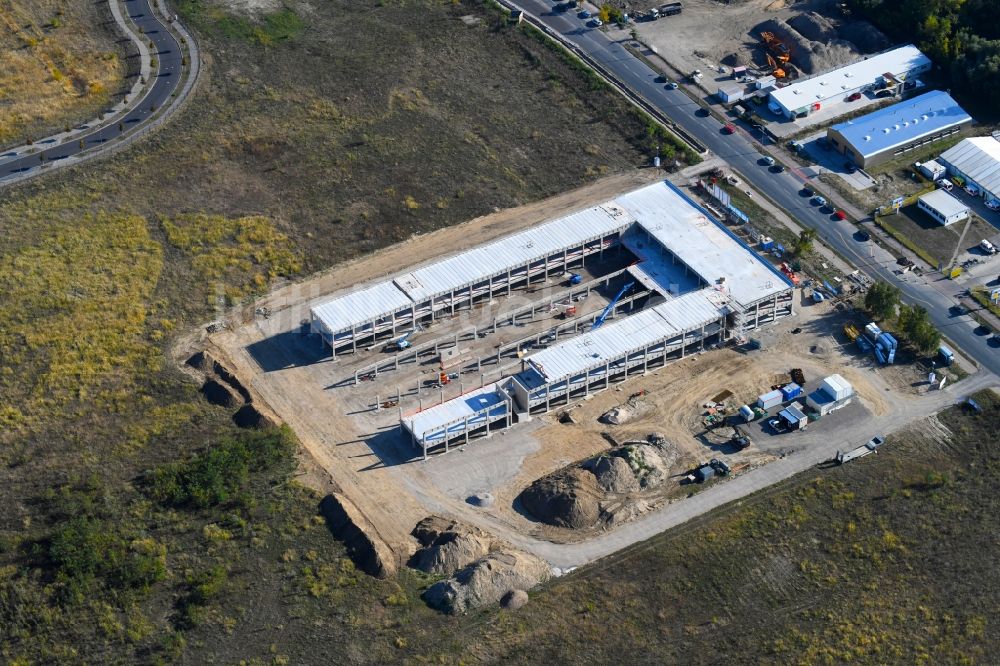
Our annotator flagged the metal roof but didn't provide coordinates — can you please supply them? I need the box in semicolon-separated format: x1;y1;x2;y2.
770;45;930;113
402;383;508;443
830;90;972;159
393;205;633;302
617;181;791;307
918;189;969;218
525;290;724;382
310;281;413;335
939;136;1000;197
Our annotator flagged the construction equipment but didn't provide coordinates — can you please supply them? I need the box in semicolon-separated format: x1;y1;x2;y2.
730;426;752;450
766;54;786;79
591;281;635;330
790;368;805;385
438;372;451;386
385;328;418;352
550;300;578;319
565;272;584;286
709;458;731;476
761;32;790;63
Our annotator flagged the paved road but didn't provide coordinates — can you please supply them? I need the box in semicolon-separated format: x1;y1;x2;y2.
0;0;182;180
513;0;1000;375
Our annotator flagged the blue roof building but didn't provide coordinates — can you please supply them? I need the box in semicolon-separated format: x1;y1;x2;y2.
826;90;973;168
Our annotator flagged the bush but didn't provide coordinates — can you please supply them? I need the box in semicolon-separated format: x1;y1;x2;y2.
46;518;166;603
144;427;294;509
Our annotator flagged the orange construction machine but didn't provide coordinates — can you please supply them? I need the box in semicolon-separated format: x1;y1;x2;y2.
761;31;790;63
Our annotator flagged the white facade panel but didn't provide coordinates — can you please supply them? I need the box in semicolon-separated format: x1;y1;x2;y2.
402;383;507;443
393;205;633;302
311;281;413;336
525;289;724;382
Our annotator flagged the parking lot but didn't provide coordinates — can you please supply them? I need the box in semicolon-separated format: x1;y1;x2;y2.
799;132;877;190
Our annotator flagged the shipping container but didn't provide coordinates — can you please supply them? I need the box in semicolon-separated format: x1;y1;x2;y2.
757;389;783;409
780;383;801;401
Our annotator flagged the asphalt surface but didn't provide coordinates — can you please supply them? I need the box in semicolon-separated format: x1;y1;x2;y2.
0;0;182;178
515;0;1000;375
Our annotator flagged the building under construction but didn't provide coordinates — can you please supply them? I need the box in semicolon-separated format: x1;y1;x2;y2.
333;181;801;457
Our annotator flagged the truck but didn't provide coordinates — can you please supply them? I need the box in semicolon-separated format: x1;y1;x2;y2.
658;1;682;16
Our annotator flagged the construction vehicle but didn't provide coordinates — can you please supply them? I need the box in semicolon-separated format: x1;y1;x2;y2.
438;371;451;386
591;281;635;330
384;328;418;352
730;426;752;451
842;323;860;342
551;300;578;319
565;272;584;286
760;31;790;63
766;54;786;79
709;458;731;476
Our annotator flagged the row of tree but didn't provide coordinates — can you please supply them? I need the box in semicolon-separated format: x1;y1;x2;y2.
864;281;942;353
848;0;1000;114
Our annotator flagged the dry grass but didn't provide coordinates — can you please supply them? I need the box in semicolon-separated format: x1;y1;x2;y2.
0;0;125;146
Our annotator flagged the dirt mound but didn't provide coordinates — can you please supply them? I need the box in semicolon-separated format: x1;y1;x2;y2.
591;455;639;493
787;12;838;43
422;549;550;614
319;493;397;579
838;21;890;54
520;438;680;529
232;403;277;429
501;589;529;610
186;350;216;372
520;467;602;529
409;516;494;576
202;378;244;408
758;18;859;75
600;394;651;425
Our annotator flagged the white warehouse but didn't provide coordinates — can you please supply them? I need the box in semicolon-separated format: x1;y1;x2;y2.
398;181;796;457
768;45;931;120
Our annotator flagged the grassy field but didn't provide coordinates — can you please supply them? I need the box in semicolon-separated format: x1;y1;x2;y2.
0;0;127;147
879;205;996;267
0;0;694;661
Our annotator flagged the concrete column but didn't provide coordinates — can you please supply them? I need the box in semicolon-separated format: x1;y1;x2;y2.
464;416;470;444
422;438;428;461
507;268;512;296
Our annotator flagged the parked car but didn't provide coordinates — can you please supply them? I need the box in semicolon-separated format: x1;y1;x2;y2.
811;195;827;206
588;17;603;27
865;435;885;450
726;174;740;186
834;209;847;220
855;229;871;241
937;178;954;191
981;239;997;255
762;156;776;166
772;164;785;173
578;9;591;18
665;81;678;89
723;123;736;134
987;199;1000;211
847;91;863;102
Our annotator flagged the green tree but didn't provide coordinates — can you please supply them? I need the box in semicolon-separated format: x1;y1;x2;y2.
898;304;941;353
794;228;817;256
865;281;901;321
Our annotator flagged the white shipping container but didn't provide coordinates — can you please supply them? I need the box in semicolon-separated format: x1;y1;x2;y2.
757;389;783;409
820;374;854;401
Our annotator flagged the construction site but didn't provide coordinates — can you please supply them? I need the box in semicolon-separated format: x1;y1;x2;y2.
190;170;975;605
307;180;795;456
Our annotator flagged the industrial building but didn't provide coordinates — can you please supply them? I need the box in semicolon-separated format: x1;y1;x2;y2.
917;189;969;226
806;374;854;416
938;136;1000;206
395;181;796;457
767;45;931;120
826;90;973;168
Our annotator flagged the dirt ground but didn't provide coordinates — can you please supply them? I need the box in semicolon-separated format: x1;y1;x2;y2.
634;0;888;88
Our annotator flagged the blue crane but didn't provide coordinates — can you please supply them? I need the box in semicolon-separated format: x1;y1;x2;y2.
591;281;635;331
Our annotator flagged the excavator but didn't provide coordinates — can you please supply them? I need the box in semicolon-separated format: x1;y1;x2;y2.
766;54;786;79
761;31;791;64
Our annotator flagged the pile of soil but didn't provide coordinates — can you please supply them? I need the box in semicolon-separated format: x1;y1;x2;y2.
520;467;603;529
409;516;495;576
518;435;679;529
757;16;870;75
600;394;652;425
422;549;550;615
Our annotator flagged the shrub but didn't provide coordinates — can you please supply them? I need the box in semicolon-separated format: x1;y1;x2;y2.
144;427;294;509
